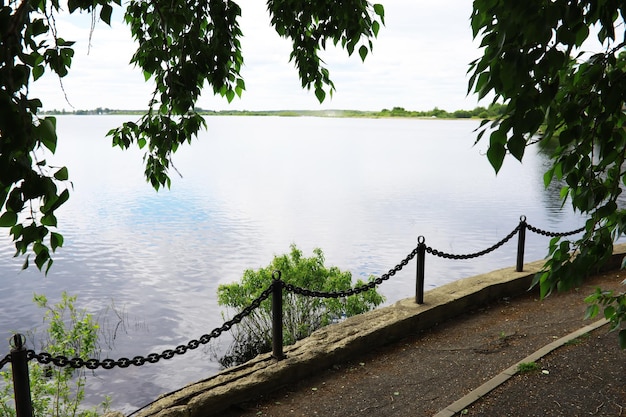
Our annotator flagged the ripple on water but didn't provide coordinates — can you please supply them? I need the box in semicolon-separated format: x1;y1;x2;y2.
0;116;595;412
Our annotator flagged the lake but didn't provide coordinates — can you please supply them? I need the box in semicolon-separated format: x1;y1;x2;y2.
0;115;586;412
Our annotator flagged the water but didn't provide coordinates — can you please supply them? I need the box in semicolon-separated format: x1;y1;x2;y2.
0;115;586;412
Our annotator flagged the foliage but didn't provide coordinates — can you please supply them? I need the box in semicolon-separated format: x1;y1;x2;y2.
470;0;626;343
217;244;384;367
516;361;540;373
0;292;108;416
376;103;505;119
585;286;626;349
0;0;384;271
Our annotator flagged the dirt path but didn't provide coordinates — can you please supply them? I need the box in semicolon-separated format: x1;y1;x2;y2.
221;271;625;417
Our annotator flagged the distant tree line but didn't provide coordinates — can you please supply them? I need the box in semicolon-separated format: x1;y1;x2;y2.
43;107;146;115
376;103;506;119
43;104;507;119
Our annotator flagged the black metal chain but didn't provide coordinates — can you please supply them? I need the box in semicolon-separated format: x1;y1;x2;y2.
2;217;589;373
284;246;419;298
0;354;10;370
21;286;274;371
425;225;521;260
527;223;586;237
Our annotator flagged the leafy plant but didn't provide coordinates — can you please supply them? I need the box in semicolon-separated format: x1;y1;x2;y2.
0;292;109;417
517;361;540;373
585;285;626;349
217;244;385;367
470;0;626;344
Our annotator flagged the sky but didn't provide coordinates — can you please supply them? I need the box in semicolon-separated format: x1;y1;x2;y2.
32;1;485;112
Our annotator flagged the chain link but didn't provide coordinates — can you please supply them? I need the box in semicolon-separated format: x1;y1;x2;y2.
21;286;273;371
425;225;520;260
0;354;10;370
284;247;419;298
527;223;586;237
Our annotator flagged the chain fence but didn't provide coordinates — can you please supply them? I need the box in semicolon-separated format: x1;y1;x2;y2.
0;215;588;417
527;223;586;237
284;246;419;298
425;225;521;260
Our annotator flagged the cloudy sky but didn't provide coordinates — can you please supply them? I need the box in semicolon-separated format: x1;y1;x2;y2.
32;1;485;112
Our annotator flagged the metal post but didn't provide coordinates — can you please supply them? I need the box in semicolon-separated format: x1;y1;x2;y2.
271;271;284;360
10;334;33;417
516;215;527;272
416;236;426;304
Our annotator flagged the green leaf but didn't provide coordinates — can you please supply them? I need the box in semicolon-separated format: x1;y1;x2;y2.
543;168;554;188
373;4;385;22
50;232;64;251
100;4;113;25
603;305;615;320
34;245;50;270
225;89;235;103
358;45;368;62
53;167;69;181
487;130;507;173
44;258;53;274
530;271;543;289
41;213;57;227
574;24;589;47
0;211;17;227
619;329;626;349
235;84;244;98
33;65;45;81
34;253;46;270
372;21;380;37
47;189;70;213
475;72;492;99
315;87;326;103
524;109;545;133
507;134;525;161
38;117;58;153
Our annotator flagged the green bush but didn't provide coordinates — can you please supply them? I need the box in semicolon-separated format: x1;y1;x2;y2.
0;292;109;417
217;245;385;367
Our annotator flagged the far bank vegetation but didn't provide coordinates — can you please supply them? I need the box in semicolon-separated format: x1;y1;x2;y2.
41;103;507;119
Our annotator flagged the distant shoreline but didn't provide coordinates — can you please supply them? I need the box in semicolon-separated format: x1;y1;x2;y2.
41;105;504;120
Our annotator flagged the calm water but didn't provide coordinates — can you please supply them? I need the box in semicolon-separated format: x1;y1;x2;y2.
0;115;585;412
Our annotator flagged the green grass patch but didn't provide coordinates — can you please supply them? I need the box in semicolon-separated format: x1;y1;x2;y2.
517;361;540;373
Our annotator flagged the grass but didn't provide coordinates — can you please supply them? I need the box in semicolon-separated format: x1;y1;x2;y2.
517;361;540;373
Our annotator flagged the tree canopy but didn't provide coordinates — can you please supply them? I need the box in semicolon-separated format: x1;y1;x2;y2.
0;0;384;271
470;1;626;345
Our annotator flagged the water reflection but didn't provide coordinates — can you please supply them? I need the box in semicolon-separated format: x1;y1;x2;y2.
0;116;590;412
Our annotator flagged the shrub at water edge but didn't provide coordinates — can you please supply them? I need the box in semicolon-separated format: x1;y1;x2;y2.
0;292;110;417
217;245;385;367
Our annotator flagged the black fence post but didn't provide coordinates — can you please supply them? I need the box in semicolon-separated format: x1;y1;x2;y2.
416;236;426;304
10;334;33;417
271;271;284;360
516;215;527;272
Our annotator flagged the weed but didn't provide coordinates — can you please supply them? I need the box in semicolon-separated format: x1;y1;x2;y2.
517;361;540;373
0;292;109;417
